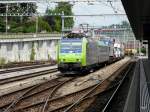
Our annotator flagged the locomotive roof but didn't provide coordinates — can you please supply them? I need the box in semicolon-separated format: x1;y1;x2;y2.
63;33;87;39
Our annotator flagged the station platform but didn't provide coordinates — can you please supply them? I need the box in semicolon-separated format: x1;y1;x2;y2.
124;57;150;112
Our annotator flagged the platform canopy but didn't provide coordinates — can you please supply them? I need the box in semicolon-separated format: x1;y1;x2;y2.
121;0;150;40
0;0;37;3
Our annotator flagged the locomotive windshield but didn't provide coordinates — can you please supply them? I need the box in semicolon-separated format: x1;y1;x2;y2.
60;39;82;53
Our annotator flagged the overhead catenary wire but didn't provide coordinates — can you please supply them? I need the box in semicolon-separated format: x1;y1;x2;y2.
0;0;124;15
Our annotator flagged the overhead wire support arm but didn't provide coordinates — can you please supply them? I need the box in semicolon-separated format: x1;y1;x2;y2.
5;3;8;35
0;13;126;17
61;11;65;36
107;0;118;13
0;0;37;4
62;14;126;18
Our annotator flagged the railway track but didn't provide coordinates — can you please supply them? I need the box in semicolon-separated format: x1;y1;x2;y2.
101;62;135;112
62;62;135;112
0;76;75;112
6;59;131;112
0;68;58;85
62;62;133;112
0;63;56;74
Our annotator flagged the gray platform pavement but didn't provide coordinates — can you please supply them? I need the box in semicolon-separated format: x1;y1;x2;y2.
123;57;150;112
0;65;57;80
140;59;150;112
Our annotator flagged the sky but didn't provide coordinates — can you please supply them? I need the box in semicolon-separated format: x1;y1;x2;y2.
37;1;128;27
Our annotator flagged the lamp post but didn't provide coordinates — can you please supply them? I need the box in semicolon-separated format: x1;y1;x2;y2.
61;11;65;37
114;25;117;41
35;14;38;37
6;3;8;35
139;40;141;56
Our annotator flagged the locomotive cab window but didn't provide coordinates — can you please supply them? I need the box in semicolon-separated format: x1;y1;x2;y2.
60;39;82;53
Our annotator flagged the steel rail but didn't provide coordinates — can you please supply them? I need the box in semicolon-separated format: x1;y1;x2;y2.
42;77;75;112
50;80;121;112
3;76;68;112
0;76;64;108
13;60;131;112
63;77;107;112
3;85;39;112
101;63;133;112
0;68;58;85
0;63;55;74
63;62;133;112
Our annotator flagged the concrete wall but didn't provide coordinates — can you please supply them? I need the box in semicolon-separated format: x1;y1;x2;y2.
0;39;59;64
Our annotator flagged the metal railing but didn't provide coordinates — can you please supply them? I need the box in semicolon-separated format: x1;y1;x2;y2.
0;33;61;39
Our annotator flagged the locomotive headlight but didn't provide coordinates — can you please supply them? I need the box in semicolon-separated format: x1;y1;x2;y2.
76;59;80;62
60;59;65;62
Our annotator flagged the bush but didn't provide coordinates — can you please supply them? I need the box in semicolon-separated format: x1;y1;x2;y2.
30;43;35;61
137;47;146;55
0;58;6;65
38;17;52;32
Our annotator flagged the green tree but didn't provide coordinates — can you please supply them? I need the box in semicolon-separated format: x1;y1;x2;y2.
38;17;52;32
0;3;37;33
121;21;130;28
44;8;56;31
141;47;146;54
30;43;35;61
45;2;74;32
